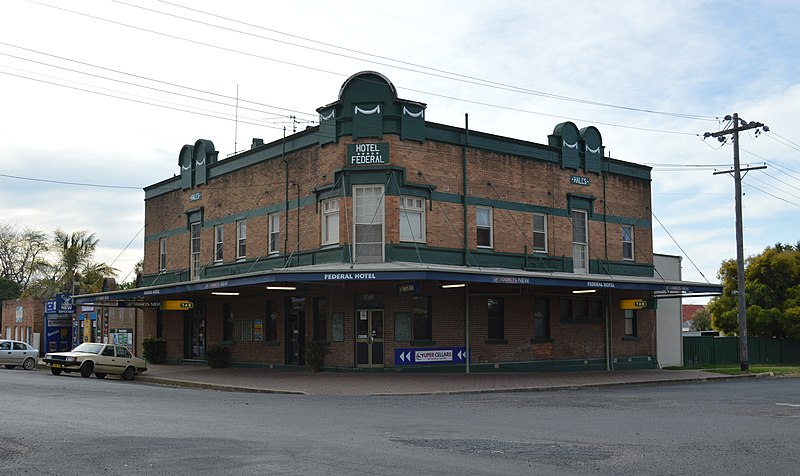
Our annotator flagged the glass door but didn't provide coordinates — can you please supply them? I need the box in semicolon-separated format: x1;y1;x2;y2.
355;309;384;368
183;307;205;360
285;297;306;366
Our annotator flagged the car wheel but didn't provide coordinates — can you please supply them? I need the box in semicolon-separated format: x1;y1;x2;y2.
4;365;15;369
95;372;107;379
80;361;94;378
121;366;135;381
23;357;36;370
50;367;62;375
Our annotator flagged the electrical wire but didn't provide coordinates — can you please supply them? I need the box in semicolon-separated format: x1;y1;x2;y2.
128;0;717;121
21;0;715;137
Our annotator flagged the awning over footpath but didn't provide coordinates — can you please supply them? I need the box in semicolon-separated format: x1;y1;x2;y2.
74;262;722;304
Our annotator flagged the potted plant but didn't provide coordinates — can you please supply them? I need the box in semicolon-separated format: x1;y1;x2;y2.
141;337;166;364
206;344;231;368
304;340;330;373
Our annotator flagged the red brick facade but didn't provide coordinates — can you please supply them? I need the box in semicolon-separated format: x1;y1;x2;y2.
78;71;685;372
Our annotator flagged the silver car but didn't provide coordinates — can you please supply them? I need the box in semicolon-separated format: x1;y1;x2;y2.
0;339;39;370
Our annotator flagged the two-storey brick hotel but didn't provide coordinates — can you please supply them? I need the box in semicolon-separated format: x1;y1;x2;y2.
76;71;720;371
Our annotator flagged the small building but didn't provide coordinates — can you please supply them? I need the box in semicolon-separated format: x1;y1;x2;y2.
682;304;706;332
654;254;684;367
2;297;44;353
76;71;720;371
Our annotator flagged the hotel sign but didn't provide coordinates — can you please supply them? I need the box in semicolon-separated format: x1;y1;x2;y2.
347;142;389;165
570;175;590;186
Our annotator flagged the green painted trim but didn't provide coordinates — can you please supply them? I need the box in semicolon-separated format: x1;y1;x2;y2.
590;259;654;277
612;355;657;370
145;246;652;282
141;270;186;287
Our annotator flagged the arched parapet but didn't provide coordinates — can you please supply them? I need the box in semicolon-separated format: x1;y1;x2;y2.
548;121;580;170
317;71;426;144
579;126;603;174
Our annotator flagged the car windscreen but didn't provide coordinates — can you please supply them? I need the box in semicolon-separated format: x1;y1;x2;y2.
72;343;104;354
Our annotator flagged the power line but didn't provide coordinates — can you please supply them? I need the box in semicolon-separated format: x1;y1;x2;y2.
0;50;307;122
0;172;142;190
0;40;317;120
134;0;718;121
0;69;286;131
21;0;712;137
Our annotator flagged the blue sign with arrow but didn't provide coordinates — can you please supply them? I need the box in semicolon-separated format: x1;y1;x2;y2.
394;346;467;366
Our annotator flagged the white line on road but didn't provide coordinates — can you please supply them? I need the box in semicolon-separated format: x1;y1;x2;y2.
775;403;800;407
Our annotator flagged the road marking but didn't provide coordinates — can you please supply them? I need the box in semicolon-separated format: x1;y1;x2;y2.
775;403;800;407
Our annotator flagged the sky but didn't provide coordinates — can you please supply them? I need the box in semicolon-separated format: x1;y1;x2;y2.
1;0;799;304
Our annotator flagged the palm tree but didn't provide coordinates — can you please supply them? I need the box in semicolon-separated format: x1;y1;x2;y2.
21;229;118;298
52;229;117;294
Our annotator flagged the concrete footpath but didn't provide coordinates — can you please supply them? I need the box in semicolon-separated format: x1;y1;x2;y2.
135;365;758;396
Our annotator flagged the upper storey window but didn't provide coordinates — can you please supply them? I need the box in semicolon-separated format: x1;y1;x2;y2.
353;185;384;263
572;210;588;274
399;196;426;243
476;206;493;248
321;199;340;246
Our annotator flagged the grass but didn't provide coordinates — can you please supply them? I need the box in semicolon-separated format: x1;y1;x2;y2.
666;364;800;377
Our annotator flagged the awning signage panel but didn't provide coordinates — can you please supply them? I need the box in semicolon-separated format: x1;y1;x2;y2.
74;268;722;304
161;300;195;311
619;298;656;310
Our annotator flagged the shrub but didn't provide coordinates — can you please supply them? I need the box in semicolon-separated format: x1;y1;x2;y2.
206;344;231;368
141;337;166;364
304;340;330;373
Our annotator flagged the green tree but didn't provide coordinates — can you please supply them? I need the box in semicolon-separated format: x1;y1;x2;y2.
0;276;22;303
689;307;711;331
117;259;143;290
0;223;50;290
707;243;800;339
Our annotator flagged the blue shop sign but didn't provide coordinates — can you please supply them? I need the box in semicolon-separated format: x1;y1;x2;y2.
46;293;75;314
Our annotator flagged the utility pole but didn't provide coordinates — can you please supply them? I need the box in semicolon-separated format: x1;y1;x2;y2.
707;113;768;372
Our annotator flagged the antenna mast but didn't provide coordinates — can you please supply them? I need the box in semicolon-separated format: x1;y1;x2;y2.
234;84;239;153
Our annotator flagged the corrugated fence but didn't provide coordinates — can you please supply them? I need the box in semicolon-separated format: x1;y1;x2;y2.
683;336;800;366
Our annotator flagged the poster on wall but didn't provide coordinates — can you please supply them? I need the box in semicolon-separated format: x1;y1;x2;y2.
110;328;133;351
253;318;264;341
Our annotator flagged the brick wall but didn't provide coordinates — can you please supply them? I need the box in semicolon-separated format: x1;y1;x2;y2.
144;135;651;278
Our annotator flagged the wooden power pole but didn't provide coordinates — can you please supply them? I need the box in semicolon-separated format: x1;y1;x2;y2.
708;113;768;372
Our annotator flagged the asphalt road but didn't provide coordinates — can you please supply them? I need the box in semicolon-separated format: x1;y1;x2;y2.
2;369;799;475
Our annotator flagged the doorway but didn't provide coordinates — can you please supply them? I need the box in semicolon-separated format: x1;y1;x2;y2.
355;309;384;368
184;308;205;360
285;297;306;366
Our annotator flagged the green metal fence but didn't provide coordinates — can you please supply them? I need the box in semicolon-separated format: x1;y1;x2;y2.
683;336;800;366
